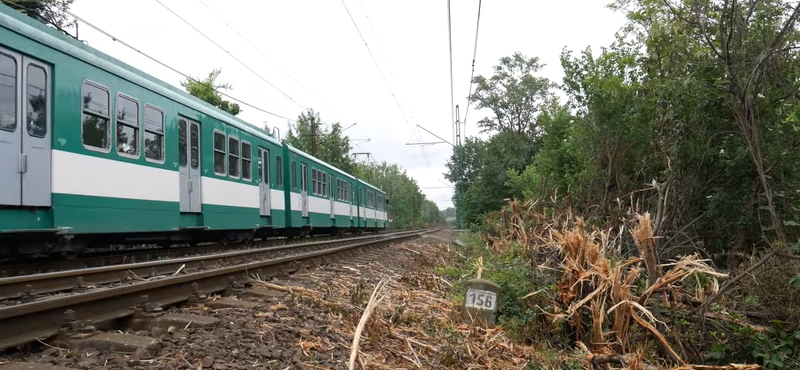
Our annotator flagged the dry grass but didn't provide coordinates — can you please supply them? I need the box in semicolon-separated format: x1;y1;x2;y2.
251;237;564;369
482;198;763;369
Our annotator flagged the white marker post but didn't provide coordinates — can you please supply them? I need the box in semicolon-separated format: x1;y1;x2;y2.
462;279;500;326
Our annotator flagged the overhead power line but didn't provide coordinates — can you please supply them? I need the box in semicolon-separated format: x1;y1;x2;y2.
339;0;431;168
356;0;392;78
447;0;455;145
462;0;483;133
154;0;306;111
63;9;295;121
194;0;347;121
339;0;411;126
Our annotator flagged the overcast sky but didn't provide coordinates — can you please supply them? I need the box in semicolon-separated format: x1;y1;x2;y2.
68;0;627;209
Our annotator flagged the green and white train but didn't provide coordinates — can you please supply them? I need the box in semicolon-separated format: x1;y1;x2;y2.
0;4;389;257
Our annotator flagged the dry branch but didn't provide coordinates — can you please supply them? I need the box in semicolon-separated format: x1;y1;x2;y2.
348;278;390;370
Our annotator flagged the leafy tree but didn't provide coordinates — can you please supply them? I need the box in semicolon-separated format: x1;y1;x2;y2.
6;0;74;30
285;108;355;173
453;0;800;254
353;162;441;228
445;137;486;227
181;69;241;116
421;199;444;226
506;99;579;200
469;52;555;136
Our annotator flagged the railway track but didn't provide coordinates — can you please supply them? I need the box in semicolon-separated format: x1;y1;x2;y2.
0;232;385;277
0;229;433;352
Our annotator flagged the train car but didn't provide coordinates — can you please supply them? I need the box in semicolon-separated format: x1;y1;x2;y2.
0;4;287;256
282;143;357;235
355;179;388;231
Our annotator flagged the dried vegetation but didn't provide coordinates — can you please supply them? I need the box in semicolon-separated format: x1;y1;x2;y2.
460;197;800;369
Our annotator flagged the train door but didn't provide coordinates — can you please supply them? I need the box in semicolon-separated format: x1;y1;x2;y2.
258;147;270;216
178;118;201;213
348;183;354;221
0;51;52;207
300;162;308;217
329;174;335;219
360;188;366;227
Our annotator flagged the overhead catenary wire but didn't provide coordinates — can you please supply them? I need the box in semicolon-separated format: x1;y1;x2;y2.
355;0;396;86
447;0;456;145
339;0;431;168
62;8;295;121
154;0;306;111
194;0;348;122
462;0;483;133
339;0;409;125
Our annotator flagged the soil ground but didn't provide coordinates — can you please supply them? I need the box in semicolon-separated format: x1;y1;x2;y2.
1;230;534;370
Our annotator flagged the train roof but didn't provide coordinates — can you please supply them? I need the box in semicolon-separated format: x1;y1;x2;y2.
0;3;281;147
358;179;385;194
284;143;356;180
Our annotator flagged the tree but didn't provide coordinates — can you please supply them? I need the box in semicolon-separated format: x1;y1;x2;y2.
421;200;444;226
351;162;442;228
6;0;74;31
469;52;555;136
181;69;241;116
657;0;800;246
445;137;486;227
285;109;355;173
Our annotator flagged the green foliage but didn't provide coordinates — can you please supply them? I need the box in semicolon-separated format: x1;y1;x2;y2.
741;323;800;369
285;109;354;173
181;69;241;116
281;109;443;228
449;0;800;253
6;0;75;30
437;233;553;342
470;52;555;135
352;162;443;228
790;275;800;289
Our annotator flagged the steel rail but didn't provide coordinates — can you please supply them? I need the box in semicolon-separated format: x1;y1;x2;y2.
0;232;381;277
0;230;418;301
0;229;433;350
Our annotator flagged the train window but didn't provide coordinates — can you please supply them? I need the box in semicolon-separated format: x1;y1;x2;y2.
26;65;47;138
323;172;328;196
81;81;110;151
311;169;316;194
228;136;240;178
300;163;308;192
338;180;347;201
144;105;164;162
368;192;374;208
360;188;365;206
190;123;199;169
312;169;320;195
0;53;15;132
276;156;283;187
213;130;225;175
242;141;253;181
178;120;187;167
291;161;297;189
116;93;140;157
241;141;252;181
316;170;321;195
